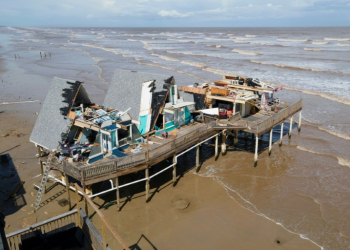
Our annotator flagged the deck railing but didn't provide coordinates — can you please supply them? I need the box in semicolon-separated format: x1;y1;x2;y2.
248;99;303;135
5;209;110;250
6;210;77;250
63;123;215;182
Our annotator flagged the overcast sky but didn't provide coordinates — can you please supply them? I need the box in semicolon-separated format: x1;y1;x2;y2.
1;0;349;27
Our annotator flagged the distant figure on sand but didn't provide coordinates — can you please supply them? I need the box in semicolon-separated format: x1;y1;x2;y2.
14;54;16;59
40;51;42;58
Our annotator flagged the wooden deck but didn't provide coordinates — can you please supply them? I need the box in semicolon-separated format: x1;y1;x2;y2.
242;99;302;136
62;122;216;185
58;99;302;185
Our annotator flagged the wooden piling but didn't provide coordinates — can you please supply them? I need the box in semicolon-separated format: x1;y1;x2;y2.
254;134;258;167
64;175;71;210
279;122;284;147
172;155;176;185
289;116;293;138
298;110;302;132
196;145;200;172
145;167;150;202
269;128;273;156
215;134;218;159
116;177;120;211
233;130;238;146
221;131;227;156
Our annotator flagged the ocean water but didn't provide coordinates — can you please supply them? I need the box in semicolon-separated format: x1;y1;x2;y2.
1;26;350;249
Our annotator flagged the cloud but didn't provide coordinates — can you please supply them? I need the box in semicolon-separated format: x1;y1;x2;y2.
158;10;192;18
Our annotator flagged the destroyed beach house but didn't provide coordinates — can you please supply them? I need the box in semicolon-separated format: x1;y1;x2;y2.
29;70;303;213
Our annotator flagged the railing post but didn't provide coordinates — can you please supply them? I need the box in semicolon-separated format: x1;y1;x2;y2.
298;110;302;132
82;184;88;217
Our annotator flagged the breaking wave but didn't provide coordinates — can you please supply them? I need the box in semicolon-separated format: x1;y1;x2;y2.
324;38;350;41
245;35;257;38
232;49;262;56
250;60;350;76
150;53;179;62
180;60;206;68
277;39;311;42
283;85;350;106
337;43;350;47
312;41;329;45
297;146;350;169
318;127;350;141
304;48;322;51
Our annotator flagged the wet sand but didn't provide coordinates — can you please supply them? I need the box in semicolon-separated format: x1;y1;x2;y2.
0;58;320;249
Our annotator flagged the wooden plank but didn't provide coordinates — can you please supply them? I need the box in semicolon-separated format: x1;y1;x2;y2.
179;86;207;95
74;184;130;250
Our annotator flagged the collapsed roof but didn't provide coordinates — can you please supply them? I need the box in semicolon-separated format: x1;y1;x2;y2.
29;77;92;150
103;69;172;126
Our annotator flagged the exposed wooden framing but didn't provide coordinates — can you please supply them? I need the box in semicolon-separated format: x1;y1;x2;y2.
207;94;242;103
74;120;100;132
74;184;130;250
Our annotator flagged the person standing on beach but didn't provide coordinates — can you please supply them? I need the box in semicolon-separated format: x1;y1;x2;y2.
40;51;42;59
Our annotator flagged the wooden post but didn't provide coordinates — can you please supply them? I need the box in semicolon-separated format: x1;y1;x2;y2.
233;130;238;146
221;131;227;156
75;188;81;228
82;184;88;216
298;110;302;132
289;116;293;138
172;155;176;186
116;177;120;211
196;145;200;172
269;128;273;156
146;133;149;162
145;167;150;202
64;175;71;210
279;122;284;147
254;134;258;167
102;220;107;249
37;146;47;194
215;134;218;159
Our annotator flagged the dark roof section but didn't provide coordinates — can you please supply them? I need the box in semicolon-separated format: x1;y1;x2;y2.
30;77;91;150
103;69;171;121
